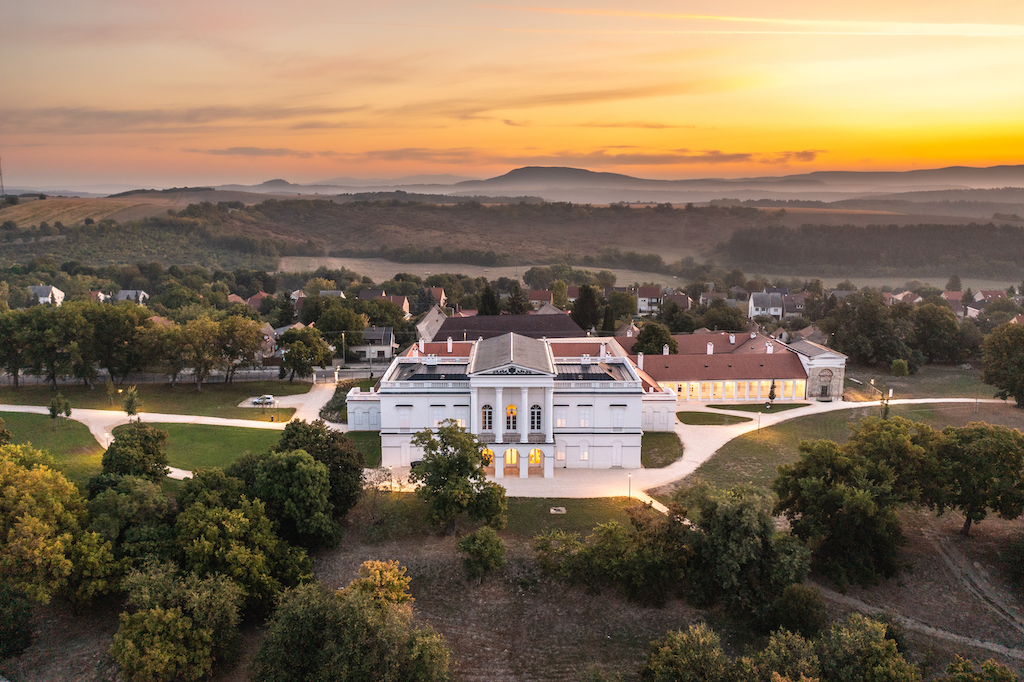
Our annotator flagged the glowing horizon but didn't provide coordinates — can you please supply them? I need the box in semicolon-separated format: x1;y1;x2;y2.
2;0;1023;188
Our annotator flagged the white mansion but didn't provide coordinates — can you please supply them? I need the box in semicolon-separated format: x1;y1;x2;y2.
346;333;677;477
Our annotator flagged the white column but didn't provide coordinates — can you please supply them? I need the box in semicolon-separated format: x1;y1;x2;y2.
469;387;478;434
494;387;504;443
545;386;554;443
495;449;503;479
520;387;529;444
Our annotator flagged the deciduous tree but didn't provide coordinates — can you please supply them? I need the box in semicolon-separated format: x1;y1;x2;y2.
982;323;1024;406
102;422;169;481
274;420;364;519
632;322;677;356
409;421;507;535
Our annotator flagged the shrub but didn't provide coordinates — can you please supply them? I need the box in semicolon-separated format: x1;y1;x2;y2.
767;584;829;638
640;623;728;682
458;526;506;582
891;358;909;377
0;583;34;660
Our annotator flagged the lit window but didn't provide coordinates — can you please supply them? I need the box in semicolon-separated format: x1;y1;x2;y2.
579;406;592;428
482;405;493;431
580;444;589;461
556;446;566;461
432;407;444;427
506;405;518;431
482;448;494;465
505;448;519;465
530;404;542;431
555;407;567;428
529;448;542;464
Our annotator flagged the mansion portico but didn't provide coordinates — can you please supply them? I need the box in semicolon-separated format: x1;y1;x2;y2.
347;333;677;477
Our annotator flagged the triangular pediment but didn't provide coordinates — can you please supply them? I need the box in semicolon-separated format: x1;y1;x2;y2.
478;363;549;376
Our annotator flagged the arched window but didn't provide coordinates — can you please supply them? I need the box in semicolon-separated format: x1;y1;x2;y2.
481;405;493;431
506;404;517;431
481;448;494;466
530;404;542;431
528;448;543;464
505;448;519;465
819;369;834;397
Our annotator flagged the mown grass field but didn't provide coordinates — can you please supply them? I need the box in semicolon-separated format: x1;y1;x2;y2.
843;363;990;401
346;430;382;467
1;412;103;486
126;423;282;471
708;402;808;413
676;411;752;426
0;381;306;421
641;431;685;467
692;402;1024;492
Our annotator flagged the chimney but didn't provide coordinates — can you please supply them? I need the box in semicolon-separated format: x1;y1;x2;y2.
412;347;419;358
706;342;714;355
447;336;453;353
426;354;438;366
767;342;774;354
418;338;425;353
663;344;670;355
750;332;756;339
729;334;735;345
600;343;607;359
637;352;644;370
582;354;591;365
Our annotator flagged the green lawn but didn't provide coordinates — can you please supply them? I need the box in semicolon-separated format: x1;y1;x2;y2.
676;411;753;426
0;381;306;421
1;412;103;486
692;402;1024;492
320;379;378;423
641;432;685;468
504;497;639;537
843;363;990;401
346;430;382;467
707;403;808;413
114;422;281;471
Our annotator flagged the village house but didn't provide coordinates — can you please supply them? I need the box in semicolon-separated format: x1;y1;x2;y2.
28;285;65;306
637;286;663;315
425;287;447;308
349;326;398;361
748;292;784;320
529;290;554;309
347;334;676;476
116;289;150;305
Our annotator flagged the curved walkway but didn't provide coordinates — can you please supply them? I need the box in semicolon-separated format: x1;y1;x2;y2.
0;394;1007;490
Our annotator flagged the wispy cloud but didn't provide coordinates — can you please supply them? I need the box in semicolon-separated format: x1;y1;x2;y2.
483;6;1024;38
343;147;823;167
0;105;367;134
186;147;338;158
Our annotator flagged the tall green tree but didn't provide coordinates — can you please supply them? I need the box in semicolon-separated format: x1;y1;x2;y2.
180;316;222;390
251;570;451;682
570;285;602;330
933;423;1024;536
478;284;500;316
279;326;333;381
85;303;152;383
409;421;507;535
631;322;678;356
505;282;529;315
0;310;28;389
274;420;364;519
218;315;263;382
253;450;340;548
945;274;962;292
912;303;962;364
982;323;1024;406
110;562;244;682
101;422;169;481
640;623;729;682
773;439;905;588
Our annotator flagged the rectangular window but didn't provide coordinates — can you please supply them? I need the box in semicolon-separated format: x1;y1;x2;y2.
713;382;723;400
689;382;699;401
455;407;468;429
555;407;567;428
399;407;410;430
354;411;363;425
701;382;711;401
556;447;565;461
432;407;444;427
783;380;794;398
794;379;806;398
370;411;380;427
760;381;770;398
724;382;735;400
736;382;747;400
579;406;592;428
580;445;589;461
612;407;624;430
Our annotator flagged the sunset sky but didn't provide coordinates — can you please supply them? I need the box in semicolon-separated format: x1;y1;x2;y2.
3;0;1024;188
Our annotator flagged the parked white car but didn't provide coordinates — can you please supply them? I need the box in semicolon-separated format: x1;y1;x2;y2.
252;394;275;405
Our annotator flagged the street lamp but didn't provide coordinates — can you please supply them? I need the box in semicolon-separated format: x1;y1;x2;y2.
628;473;632;500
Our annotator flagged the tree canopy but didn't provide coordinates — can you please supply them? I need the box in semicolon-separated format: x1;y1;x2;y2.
982;323;1024;406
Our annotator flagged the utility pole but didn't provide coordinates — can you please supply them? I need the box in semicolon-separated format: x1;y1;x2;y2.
0;155;5;197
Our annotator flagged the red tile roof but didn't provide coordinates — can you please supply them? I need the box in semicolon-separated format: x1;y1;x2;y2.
638;286;662;298
670;331;771;355
630;353;807;382
403;341;475;357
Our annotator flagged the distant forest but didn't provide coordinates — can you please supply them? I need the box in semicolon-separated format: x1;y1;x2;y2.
721;223;1024;277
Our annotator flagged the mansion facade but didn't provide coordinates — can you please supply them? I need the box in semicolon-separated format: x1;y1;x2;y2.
347;334;677;477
